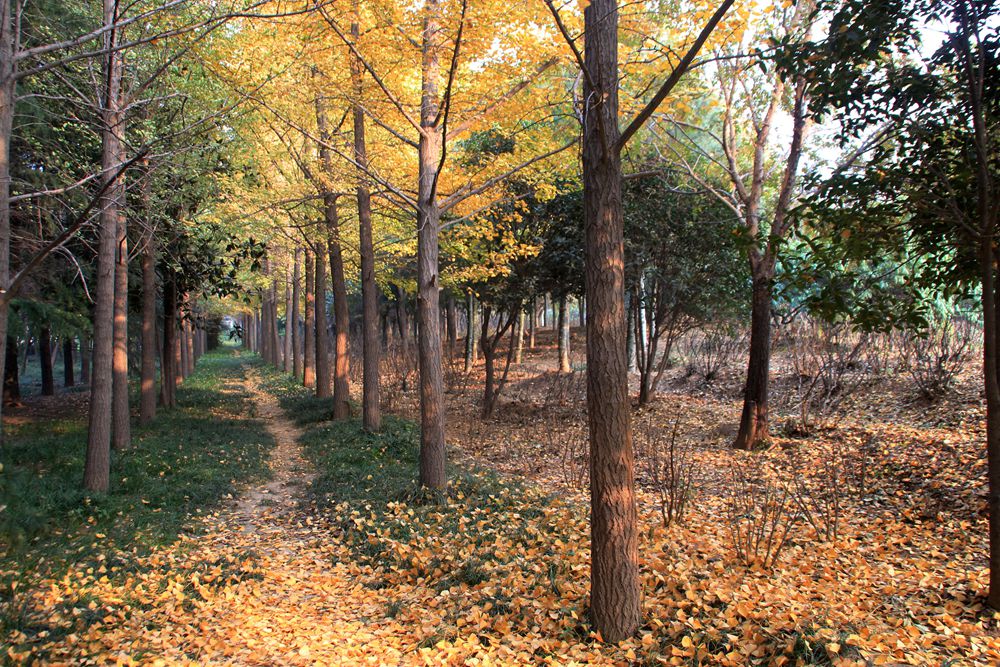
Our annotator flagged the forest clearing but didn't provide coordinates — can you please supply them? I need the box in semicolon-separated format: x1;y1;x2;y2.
1;0;999;665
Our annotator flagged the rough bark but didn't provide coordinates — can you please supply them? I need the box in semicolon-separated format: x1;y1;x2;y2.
581;0;641;641
732;267;773;450
112;211;130;451
39;326;53;395
416;0;446;489
326;200;351;419
140;234;156;425
350;14;382;430
303;250;316;389
84;0;126;492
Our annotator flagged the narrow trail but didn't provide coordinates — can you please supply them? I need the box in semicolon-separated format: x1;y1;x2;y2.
91;364;411;665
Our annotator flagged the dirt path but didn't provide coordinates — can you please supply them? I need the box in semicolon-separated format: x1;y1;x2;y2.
81;365;411;665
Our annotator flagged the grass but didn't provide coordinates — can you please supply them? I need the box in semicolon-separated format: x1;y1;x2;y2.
0;349;275;578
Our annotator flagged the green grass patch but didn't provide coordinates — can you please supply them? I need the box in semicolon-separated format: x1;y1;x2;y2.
0;350;275;577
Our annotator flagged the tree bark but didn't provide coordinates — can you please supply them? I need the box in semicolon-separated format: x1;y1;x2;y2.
350;10;381;430
303;250;316;389
314;242;331;398
85;0;126;491
733;266;772;450
284;269;293;373
326;199;351;419
0;0;16;438
581;0;641;641
160;278;176;408
446;295;458;355
529;296;536;349
292;249;303;381
515;309;524;364
112;213;130;450
464;291;476;373
558;295;571;372
980;236;1000;608
39;326;53;395
63;338;74;387
140;235;156;424
416;0;446;489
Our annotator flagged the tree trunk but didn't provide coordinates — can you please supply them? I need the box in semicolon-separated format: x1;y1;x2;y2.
464;291;476;373
326;199;352;419
529;296;536;349
3;335;18;406
558;295;571;372
140;236;157;424
314;242;331;398
284;269;293;373
63;339;74;387
733;267;772;450
160;279;176;409
350;17;382;430
85;0;126;492
446;295;458;355
292;249;303;381
270;274;281;369
303;250;316;389
393;283;410;350
582;0;641;641
0;0;16;439
111;204;129;450
416;0;446;489
515;309;524;364
39;326;53;396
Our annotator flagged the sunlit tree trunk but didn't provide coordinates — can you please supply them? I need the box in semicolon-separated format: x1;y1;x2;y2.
326;200;351;419
112;204;129;450
85;0;126;491
416;0;446;489
581;0;640;641
558;295;571;372
351;7;381;431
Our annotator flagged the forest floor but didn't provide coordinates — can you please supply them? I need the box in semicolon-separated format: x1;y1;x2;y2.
1;341;999;665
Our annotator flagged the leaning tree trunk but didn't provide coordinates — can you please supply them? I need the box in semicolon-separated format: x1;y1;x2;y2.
581;0;641;642
558;295;571;372
416;0;446;489
303;250;316;389
112;212;130;450
314;243;331;399
84;0;126;492
733;265;773;450
139;230;157;425
63;339;74;387
39;326;54;396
